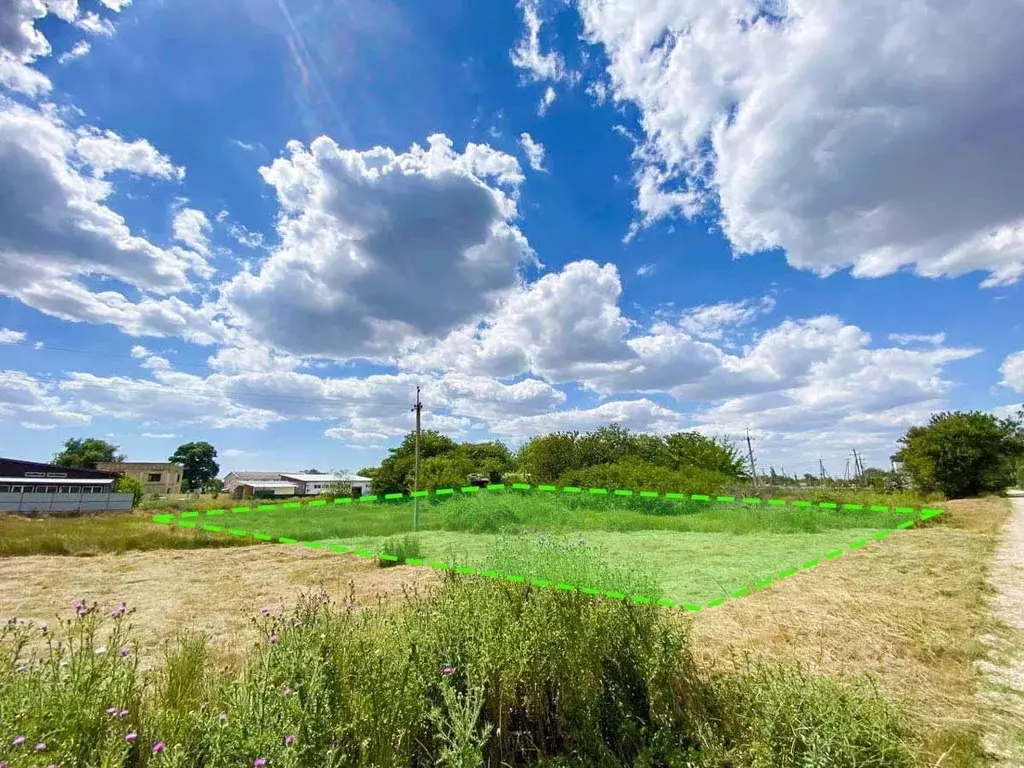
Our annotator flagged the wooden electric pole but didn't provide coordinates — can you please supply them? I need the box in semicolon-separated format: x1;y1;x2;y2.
745;428;758;486
412;386;422;531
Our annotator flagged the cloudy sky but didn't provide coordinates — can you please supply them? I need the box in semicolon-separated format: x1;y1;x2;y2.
1;0;1022;479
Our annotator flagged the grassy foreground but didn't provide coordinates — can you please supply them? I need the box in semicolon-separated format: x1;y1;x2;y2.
1;574;915;768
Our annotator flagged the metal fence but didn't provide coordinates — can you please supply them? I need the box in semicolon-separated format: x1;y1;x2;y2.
0;491;135;514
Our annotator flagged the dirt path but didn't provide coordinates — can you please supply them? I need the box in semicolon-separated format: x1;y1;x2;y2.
978;493;1024;766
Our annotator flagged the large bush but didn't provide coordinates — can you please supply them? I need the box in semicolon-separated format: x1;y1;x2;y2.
895;410;1024;498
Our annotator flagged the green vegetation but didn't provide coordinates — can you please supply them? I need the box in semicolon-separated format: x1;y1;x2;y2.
149;491;929;605
117;475;143;507
896;410;1024;498
0;573;916;767
169;441;220;493
52;437;125;468
366;424;748;496
376;535;422;569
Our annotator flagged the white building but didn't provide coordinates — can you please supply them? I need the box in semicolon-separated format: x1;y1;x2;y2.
279;473;373;496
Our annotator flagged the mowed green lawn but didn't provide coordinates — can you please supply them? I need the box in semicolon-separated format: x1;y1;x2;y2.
160;492;912;606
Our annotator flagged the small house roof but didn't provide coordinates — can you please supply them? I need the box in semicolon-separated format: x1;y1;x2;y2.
280;473;371;483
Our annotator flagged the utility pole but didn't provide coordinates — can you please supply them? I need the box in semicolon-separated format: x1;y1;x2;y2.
744;428;758;486
411;386;422;532
819;459;827;483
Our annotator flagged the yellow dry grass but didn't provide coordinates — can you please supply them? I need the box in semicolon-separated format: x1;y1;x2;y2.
0;546;440;670
0;497;1013;766
687;497;1011;766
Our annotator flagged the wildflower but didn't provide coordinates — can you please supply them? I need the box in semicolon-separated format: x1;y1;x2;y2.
262;608;271;616
110;603;126;618
126;732;137;743
284;735;295;746
12;736;26;746
106;707;118;716
268;633;278;645
35;743;46;752
254;759;267;768
283;686;293;697
119;709;128;718
153;741;165;754
443;666;453;677
40;622;48;632
219;711;228;725
345;601;355;610
119;646;130;657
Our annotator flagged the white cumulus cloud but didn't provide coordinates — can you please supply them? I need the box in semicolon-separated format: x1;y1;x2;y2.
574;0;1024;287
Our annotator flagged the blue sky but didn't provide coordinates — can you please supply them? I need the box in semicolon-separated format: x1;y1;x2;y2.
1;0;1022;479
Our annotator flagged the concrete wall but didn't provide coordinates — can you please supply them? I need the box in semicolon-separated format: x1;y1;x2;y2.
0;492;135;514
96;462;183;496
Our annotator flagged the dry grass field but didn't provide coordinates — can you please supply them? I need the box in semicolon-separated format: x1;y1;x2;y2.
1;496;1020;766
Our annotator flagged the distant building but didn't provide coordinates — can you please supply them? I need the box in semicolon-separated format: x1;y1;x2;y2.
96;461;183;496
222;471;289;494
0;457;130;514
280;473;372;497
223;470;373;499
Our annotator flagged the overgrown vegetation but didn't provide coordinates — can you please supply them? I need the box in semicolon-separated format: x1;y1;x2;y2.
0;574;917;767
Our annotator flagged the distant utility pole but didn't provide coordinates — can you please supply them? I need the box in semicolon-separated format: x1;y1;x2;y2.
819;459;828;483
852;449;864;479
412;385;422;532
744;428;758;485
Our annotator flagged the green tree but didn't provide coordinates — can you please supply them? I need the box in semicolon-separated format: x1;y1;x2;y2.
116;475;143;507
895;411;1024;498
663;432;748;478
169;442;220;492
53;438;125;469
516;432;581;482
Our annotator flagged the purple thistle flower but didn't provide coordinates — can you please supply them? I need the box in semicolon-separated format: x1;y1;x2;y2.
35;742;46;752
12;736;26;746
268;633;278;645
284;735;295;746
153;741;165;754
39;622;47;632
443;666;453;677
0;761;7;768
254;759;267;768
126;732;137;743
119;709;128;718
119;646;130;657
107;707;118;716
283;687;293;697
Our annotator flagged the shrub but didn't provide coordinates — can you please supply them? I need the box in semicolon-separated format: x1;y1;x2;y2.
377;535;423;568
116;475;143;507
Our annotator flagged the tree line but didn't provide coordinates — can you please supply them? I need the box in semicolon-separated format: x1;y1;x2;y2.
45;405;1024;503
360;424;751;496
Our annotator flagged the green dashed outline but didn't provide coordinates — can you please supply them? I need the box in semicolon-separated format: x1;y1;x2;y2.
166;483;939;520
150;507;943;613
